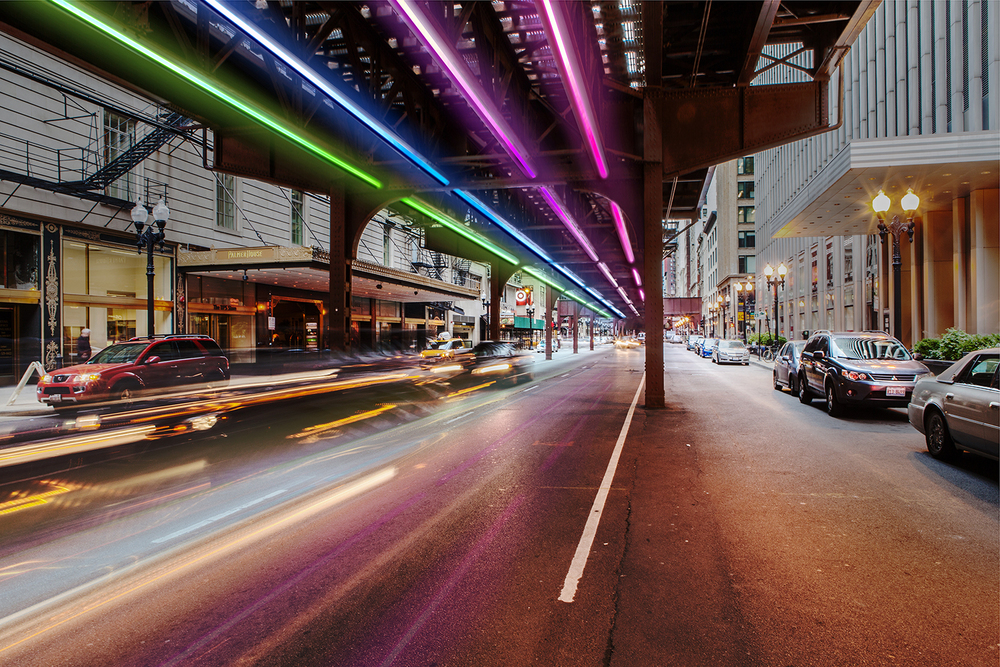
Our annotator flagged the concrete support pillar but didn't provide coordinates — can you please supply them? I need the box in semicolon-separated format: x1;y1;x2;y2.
489;261;517;342
970;189;1000;334
922;209;954;338
572;302;579;354
328;185;350;354
953;197;968;332
589;312;594;351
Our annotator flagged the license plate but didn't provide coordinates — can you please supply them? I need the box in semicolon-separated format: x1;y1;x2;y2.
886;386;906;397
48;394;61;402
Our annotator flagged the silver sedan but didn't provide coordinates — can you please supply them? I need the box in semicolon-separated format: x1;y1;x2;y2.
908;347;999;461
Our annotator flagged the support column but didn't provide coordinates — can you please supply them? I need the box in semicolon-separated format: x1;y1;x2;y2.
572;302;579;354
642;2;665;408
545;286;556;360
589;311;594;351
489;260;517;342
923;210;954;338
953;197;968;332
328;185;350;354
970;189;1000;334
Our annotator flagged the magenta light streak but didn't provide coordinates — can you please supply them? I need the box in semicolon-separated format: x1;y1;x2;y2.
537;0;609;179
539;186;599;262
639;288;645;302
632;267;642;287
390;0;537;179
609;201;635;264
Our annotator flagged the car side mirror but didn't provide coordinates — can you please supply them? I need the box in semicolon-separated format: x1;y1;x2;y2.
812;350;825;360
144;355;161;365
913;353;923;361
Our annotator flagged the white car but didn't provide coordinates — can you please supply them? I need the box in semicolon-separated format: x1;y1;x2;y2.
712;339;750;365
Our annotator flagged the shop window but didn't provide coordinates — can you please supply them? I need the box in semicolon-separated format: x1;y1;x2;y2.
291;190;304;245
737;181;755;199
104;111;136;201
216;174;237;230
738;231;755;248
0;230;39;290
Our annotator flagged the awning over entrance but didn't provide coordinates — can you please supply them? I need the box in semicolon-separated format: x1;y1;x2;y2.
178;246;481;303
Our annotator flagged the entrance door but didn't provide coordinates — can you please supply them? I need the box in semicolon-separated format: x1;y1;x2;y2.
0;307;15;381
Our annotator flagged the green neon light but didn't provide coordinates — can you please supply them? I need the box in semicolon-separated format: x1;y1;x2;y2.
49;0;381;189
402;197;519;265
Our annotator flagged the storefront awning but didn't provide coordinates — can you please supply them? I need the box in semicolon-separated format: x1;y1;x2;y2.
178;246;481;303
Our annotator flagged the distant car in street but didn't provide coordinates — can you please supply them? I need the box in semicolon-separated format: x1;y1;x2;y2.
36;334;230;407
425;340;533;388
687;335;704;351
712;339;750;365
798;330;931;417
420;337;471;359
908;347;999;461
615;337;641;350
699;337;718;358
773;340;807;395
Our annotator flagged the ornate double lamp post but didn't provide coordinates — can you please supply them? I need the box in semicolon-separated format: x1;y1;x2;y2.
763;263;787;343
131;198;169;340
735;280;753;343
872;189;920;342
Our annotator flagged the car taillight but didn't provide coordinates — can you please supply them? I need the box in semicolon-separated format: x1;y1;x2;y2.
841;369;868;381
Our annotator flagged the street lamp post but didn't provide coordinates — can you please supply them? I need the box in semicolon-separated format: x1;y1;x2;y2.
872;189;919;342
735;281;753;343
525;306;535;346
720;295;730;339
764;263;787;343
709;304;717;337
131;198;169;340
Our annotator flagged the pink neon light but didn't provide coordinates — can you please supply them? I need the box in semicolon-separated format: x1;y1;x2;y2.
609;201;634;264
538;0;609;179
632;267;642;287
539;186;599;262
390;0;537;179
639;288;645;302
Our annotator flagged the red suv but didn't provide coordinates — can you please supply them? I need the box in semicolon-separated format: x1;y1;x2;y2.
36;334;230;406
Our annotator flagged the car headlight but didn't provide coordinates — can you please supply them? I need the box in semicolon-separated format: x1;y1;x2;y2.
41;374;52;383
841;370;869;381
472;363;512;375
74;373;102;383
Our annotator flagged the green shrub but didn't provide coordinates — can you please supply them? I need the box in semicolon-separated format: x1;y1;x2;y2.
918;328;1000;361
749;333;786;347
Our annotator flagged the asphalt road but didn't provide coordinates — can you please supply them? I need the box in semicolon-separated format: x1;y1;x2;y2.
0;344;996;666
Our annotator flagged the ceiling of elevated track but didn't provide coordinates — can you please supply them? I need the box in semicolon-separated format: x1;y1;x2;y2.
0;0;876;319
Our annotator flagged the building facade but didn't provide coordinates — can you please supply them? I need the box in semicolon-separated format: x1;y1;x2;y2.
755;0;999;346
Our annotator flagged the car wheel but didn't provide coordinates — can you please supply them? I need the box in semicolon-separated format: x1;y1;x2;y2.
789;374;801;398
798;374;811;404
115;382;138;407
825;381;844;417
925;410;958;461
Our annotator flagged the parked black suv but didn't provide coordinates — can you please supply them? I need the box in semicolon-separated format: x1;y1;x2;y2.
797;331;930;417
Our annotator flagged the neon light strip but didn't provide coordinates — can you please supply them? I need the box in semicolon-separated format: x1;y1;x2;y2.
609;201;635;263
521;267;615;319
538;187;599;262
639;288;645;302
597;262;619;288
616;286;632;305
48;0;381;189
389;0;537;179
402;197;519;265
537;0;609;179
204;0;448;186
632;268;642;287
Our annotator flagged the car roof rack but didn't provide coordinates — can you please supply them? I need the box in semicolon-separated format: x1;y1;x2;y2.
128;333;214;341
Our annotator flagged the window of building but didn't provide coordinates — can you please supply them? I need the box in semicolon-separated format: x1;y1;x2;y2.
737;206;755;224
737;156;754;175
738;255;756;274
291;190;304;245
216;174;236;230
738;231;755;248
103;111;137;202
737;181;755;199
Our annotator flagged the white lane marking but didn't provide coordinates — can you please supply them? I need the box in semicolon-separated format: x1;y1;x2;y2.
521;385;539;393
152;489;286;544
560;373;572;378
445;411;475;425
558;373;645;603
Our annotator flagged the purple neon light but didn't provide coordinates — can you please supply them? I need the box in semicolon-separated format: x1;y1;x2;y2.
632;267;642;287
390;0;537;179
609;201;635;264
539;186;599;262
639;288;645;302
537;0;609;179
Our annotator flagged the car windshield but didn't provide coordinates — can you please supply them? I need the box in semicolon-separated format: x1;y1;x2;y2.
720;341;745;349
87;342;149;364
831;337;911;360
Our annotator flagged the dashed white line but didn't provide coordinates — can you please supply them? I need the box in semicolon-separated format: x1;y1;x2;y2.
445;411;475;425
152;489;287;544
558;374;645;603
